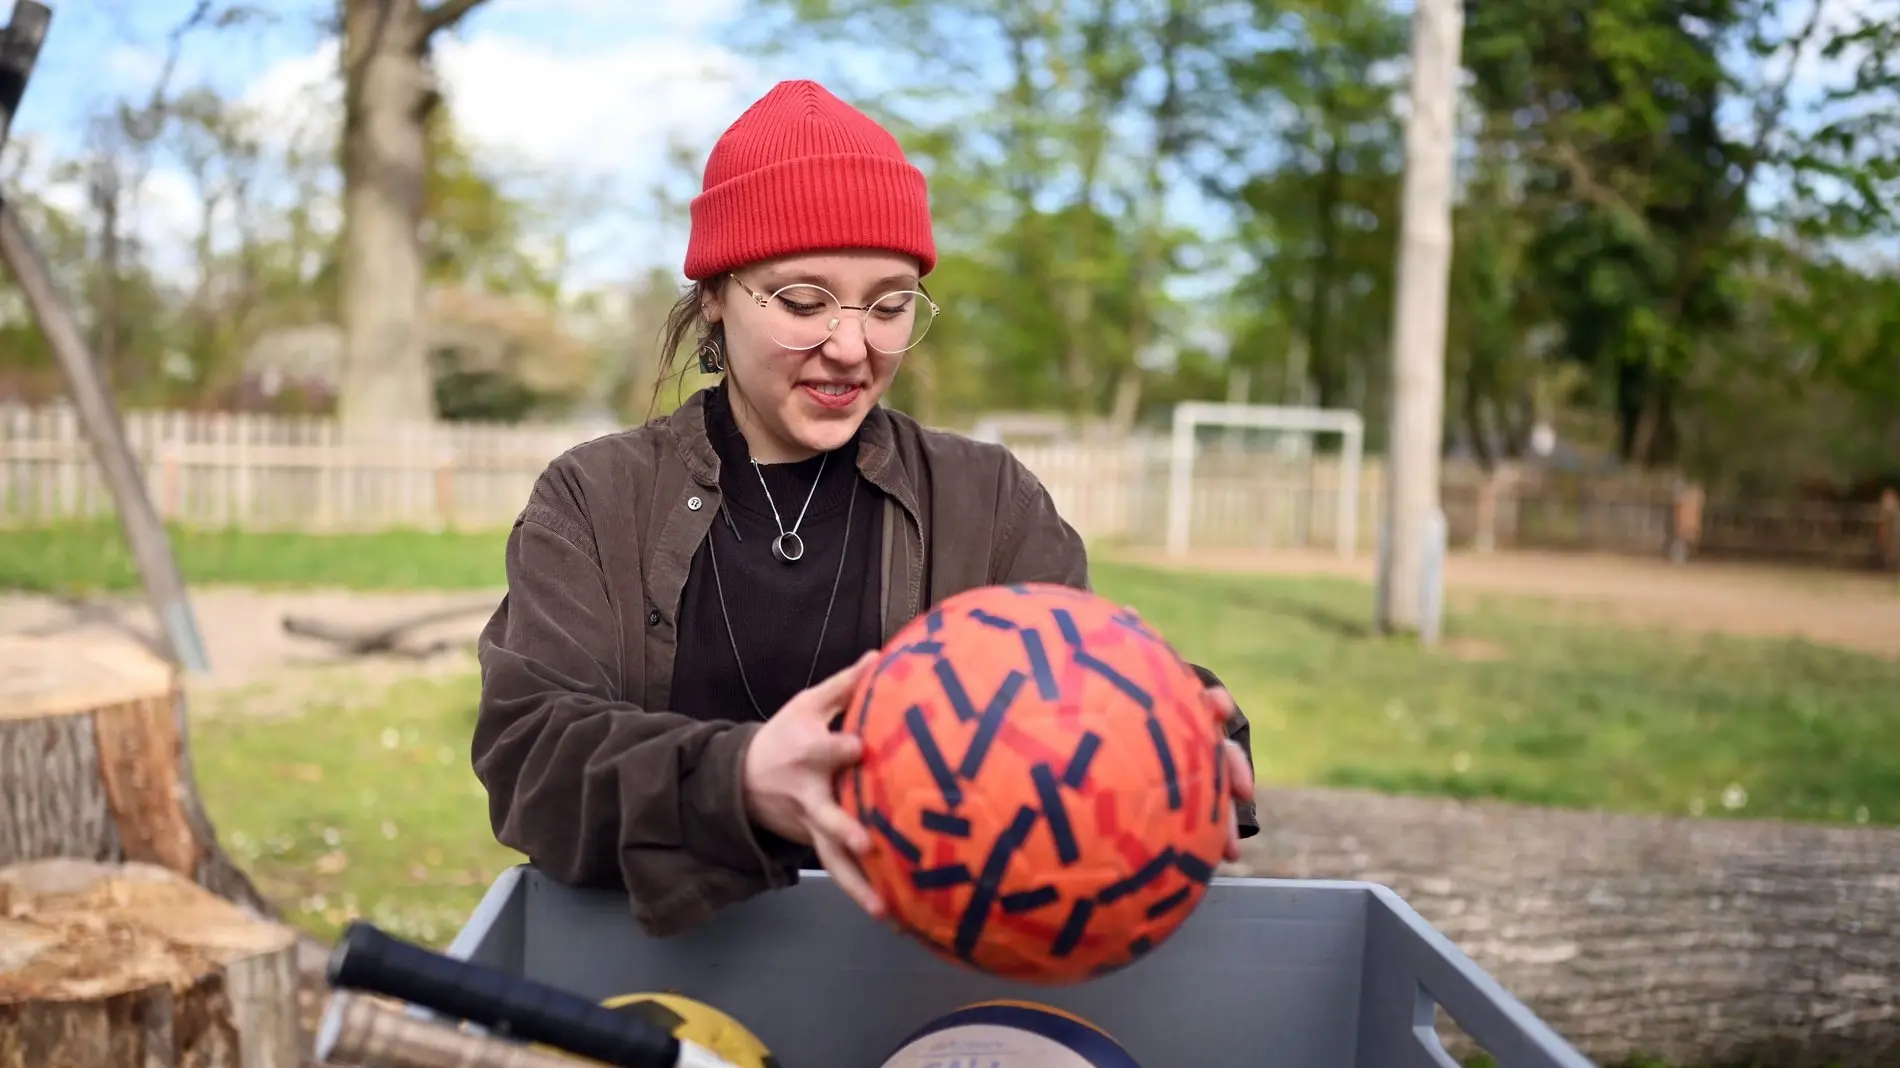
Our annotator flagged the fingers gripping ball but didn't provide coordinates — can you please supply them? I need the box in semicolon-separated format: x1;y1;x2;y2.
837;582;1230;984
878;1001;1145;1067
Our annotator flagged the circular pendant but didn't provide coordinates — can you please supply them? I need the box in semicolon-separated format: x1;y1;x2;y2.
771;531;805;563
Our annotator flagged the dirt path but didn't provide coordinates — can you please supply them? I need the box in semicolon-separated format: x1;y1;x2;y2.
1109;547;1900;658
0;586;505;714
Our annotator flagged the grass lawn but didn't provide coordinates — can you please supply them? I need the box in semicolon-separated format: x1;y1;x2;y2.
192;671;518;947
0;521;506;592
147;530;1900;955
1098;562;1900;828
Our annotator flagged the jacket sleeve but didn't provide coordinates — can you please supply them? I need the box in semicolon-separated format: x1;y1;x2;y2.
989;458;1261;840
472;481;797;937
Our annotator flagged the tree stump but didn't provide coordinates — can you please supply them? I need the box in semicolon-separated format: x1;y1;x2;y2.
0;636;195;873
0;857;301;1067
0;636;274;917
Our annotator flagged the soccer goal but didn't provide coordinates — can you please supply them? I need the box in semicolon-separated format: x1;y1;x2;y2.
1164;401;1366;559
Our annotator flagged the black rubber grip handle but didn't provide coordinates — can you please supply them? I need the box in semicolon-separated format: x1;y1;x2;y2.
326;920;682;1068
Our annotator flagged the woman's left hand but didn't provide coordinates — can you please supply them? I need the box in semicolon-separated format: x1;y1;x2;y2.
1204;686;1257;862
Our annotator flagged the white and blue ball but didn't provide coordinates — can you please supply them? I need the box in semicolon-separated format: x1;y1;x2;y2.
878;1001;1144;1068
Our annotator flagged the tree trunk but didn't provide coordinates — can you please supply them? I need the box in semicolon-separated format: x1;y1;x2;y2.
0;858;300;1068
1376;0;1461;637
87;160;123;391
338;0;436;429
1306;135;1345;410
0;636;276;921
1245;786;1900;1068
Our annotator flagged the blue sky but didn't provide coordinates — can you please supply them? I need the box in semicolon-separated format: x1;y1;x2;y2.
8;0;786;287
3;0;1885;295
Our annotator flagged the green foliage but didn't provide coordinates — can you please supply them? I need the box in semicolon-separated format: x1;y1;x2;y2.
726;0;1900;487
1216;0;1409;389
423;108;562;302
1456;0;1900;470
733;0;1238;426
8;0;1899;490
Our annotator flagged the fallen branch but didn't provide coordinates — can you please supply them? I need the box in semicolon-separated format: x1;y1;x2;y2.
280;598;496;658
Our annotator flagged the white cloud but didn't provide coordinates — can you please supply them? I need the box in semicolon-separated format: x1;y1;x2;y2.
235;42;338;145
101;43;166;88
131;166;208;274
9;133;87;219
1781;0;1893;98
431;32;759;184
482;0;744;31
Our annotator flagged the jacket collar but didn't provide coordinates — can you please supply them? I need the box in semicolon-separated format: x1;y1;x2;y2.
666;386;917;519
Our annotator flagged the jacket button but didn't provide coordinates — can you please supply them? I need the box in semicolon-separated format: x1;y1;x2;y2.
687;495;703;511
646;609;662;626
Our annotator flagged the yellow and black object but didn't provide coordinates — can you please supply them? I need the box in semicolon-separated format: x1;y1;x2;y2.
596;993;780;1068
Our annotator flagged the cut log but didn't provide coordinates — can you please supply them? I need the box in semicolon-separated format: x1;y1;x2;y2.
1250;786;1900;1068
280;598;495;659
0;636;277;920
0;858;301;1067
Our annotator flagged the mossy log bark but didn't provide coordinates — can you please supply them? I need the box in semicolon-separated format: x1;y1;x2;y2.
1252;786;1900;1068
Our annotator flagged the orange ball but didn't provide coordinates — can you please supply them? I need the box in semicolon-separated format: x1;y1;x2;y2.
836;582;1229;984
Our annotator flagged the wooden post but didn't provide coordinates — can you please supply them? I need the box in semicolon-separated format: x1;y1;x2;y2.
160;445;181;520
1473;470;1498;553
1668;482;1704;564
1878;488;1898;573
1497;463;1520;549
434;460;455;530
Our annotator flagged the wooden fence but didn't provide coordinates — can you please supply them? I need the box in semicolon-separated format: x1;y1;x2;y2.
0;404;593;532
2;402;1895;571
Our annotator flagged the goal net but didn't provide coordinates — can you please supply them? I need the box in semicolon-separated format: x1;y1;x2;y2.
1164;401;1366;559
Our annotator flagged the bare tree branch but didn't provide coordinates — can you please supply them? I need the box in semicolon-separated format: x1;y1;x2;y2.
117;0;212;144
420;0;490;39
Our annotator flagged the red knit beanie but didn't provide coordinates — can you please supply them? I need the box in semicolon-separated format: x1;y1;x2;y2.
684;80;936;281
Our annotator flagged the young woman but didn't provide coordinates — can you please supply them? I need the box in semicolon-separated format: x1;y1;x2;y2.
472;79;1258;939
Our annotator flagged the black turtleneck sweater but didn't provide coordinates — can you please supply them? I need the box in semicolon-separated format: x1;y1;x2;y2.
669;386;886;728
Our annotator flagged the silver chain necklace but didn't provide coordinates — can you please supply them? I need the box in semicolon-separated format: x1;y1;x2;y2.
752;453;826;563
707;476;857;720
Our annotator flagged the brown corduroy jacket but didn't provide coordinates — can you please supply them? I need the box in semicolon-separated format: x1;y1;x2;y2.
472;388;1259;937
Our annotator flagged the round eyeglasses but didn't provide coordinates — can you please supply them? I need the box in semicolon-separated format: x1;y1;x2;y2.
732;276;940;354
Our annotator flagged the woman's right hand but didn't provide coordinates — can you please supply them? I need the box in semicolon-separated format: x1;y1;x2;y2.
741;649;885;919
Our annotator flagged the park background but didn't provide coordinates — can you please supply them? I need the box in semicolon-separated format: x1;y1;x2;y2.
0;1;1897;1067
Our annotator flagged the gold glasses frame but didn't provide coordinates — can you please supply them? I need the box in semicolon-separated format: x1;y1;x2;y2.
730;275;941;355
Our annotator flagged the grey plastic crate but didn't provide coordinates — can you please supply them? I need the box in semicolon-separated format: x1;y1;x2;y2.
442;865;1594;1068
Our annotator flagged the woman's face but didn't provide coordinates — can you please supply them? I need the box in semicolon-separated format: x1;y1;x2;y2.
704;248;925;463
